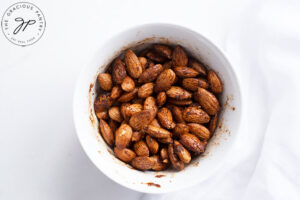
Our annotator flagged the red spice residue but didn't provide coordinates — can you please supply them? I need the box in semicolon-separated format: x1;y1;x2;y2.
144;182;161;188
155;175;166;178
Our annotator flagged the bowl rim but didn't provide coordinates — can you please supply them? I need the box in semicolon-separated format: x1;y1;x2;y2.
73;22;244;194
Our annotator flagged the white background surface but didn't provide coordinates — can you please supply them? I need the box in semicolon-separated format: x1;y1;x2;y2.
1;0;300;199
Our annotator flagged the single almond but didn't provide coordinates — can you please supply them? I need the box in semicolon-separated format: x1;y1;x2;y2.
120;103;130;121
124;49;143;79
174;66;199;78
166;86;192;100
182;78;209;91
129;110;154;131
188;123;210;140
160;147;169;164
157;107;176;129
153;44;172;59
172;106;185;123
95;110;108;120
121;76;135;92
156;92;167;107
126;103;143;118
144;96;158;118
168;144;184;171
138;57;147;71
114;147;136;163
174;140;191;163
108;107;123;123
146;50;166;63
172;46;188;67
115;123;133;148
208;70;223;93
157;137;173;144
173;123;189;138
146;135;159;154
155;69;176;92
94;93;113;112
183;106;210;123
98;73;112;91
99;119;114;147
138;82;154;98
197;88;220;115
138;64;163;83
209;113;218;133
131;156;155;171
112;58;127;84
180;133;205;154
133;140;150;156
110;86;122;99
118;88;138;102
143;125;172;138
131;131;144;142
188;58;207;76
151;155;169;171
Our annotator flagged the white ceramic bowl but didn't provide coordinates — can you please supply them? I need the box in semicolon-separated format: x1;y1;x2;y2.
73;23;242;193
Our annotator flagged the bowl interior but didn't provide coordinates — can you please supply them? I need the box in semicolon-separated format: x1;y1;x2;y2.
73;24;242;193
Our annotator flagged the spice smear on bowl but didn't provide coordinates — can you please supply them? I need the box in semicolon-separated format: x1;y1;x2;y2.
94;44;223;171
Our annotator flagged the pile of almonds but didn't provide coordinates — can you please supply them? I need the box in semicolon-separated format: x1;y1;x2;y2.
94;44;223;171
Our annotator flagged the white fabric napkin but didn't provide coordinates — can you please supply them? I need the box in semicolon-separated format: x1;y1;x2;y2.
143;0;300;199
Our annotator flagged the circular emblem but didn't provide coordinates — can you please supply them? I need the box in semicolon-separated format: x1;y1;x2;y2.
1;2;46;46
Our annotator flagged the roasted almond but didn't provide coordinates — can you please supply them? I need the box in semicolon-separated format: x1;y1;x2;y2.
114;147;136;163
138;57;147;71
155;69;176;92
95;110;108;120
168;144;184;171
150;118;161;128
153;44;172;59
174;140;191;163
151;155;169;171
183;106;210;123
188;123;210;140
98;73;112;91
112;58;127;84
209;113;218;133
138;64;163;83
120;103;130;121
157;137;173;144
208;70;223;93
182;78;209;91
121;76;135;92
166;86;192;100
174;66;199;78
134;140;150;156
172;46;188;67
146;50;166;63
160;147;169;163
138;82;154;98
144;96;158;118
124;49;143;79
197;88;219;115
131;156;155;170
180;133;205;154
115;123;133;148
99;119;114;147
126;103;143;117
131;131;144;142
143;125;172;138
156;92;167;107
110;86;122;99
118;88;138;102
168;98;193;106
188;58;207;76
94;93;113;112
173;123;189;138
129;110;154;131
108;107;123;123
157;107;176;129
146;135;159;154
172;106;185;123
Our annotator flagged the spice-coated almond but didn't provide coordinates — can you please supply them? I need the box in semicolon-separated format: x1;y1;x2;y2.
150;118;161;128
197;88;219;115
114;147;136;163
126;103;143;118
146;50;166;63
110;86;122;99
160;147;169;163
99;119;114;147
173;123;189;138
115;123;133;148
112;58;127;84
131;156;155;171
138;57;147;71
131;131;144;142
146;135;159;154
174;140;191;163
157;137;173;144
155;69;176;92
151;155;169;171
157;107;176;129
118;88;138;102
98;73;112;91
188;58;207;76
174;66;199;78
172;106;185;123
168;144;184;170
129;110;154;131
124;49;143;79
138;82;154;98
138;64;163;83
182;78;209;91
156;92;167;107
121;76;135;92
133;140;150;156
188;123;210;140
208;70;223;93
143;125;172;138
108;107;123;123
182;106;210;123
144;96;158;118
94;93;113;112
166;86;192;100
172;46;188;67
180;133;205;154
209;113;218;133
95;110;108;120
153;44;172;59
